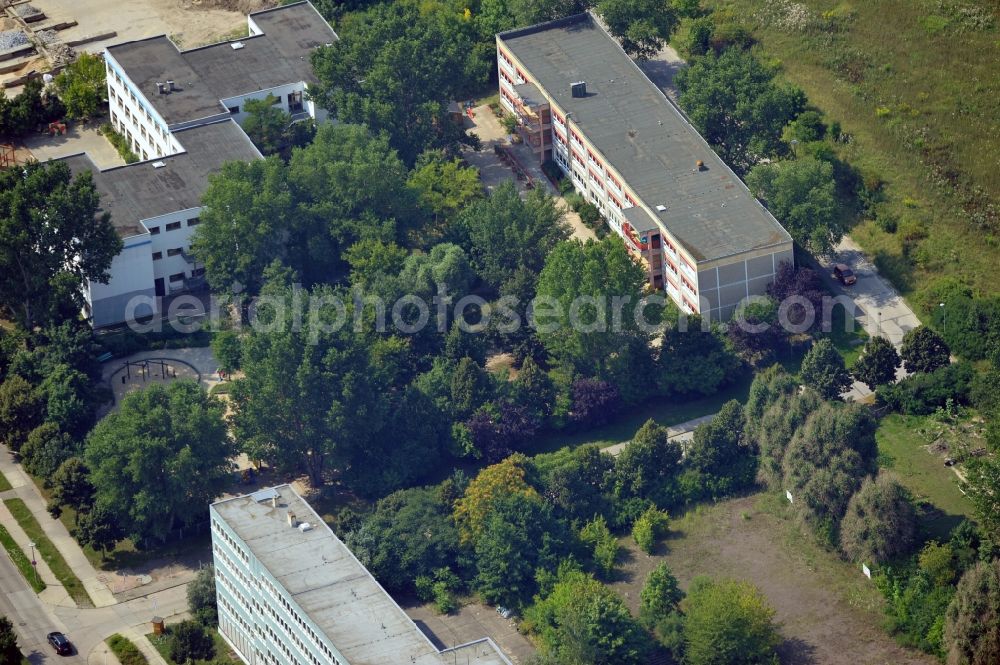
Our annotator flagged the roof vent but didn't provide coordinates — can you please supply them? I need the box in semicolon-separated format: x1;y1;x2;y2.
298;522;313;533
696;160;707;171
287;511;297;528
656;204;667;212
167;80;176;91
570;81;587;98
155;82;165;94
151;161;166;169
231;41;245;50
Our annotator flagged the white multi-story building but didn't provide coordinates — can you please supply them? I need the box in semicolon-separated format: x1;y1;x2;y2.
210;485;513;665
498;13;794;320
61;1;336;327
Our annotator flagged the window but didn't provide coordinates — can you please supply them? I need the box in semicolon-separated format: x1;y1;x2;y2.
191;267;205;277
169;272;185;283
152;251;163;260
287;91;303;113
167;248;182;257
165;221;181;232
228;105;240;114
148;226;160;235
187;217;200;227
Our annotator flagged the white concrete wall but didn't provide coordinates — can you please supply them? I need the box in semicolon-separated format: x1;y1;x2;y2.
142;207;205;291
220;82;312;126
87;234;158;326
105;53;180;160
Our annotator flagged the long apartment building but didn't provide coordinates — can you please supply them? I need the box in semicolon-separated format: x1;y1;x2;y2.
211;485;512;665
497;14;794;320
61;1;336;327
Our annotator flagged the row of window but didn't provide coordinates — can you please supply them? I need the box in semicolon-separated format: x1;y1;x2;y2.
148;217;199;235
259;573;339;664
107;66;171;157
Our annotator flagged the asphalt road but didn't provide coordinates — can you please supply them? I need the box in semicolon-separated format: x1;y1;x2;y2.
0;552;83;664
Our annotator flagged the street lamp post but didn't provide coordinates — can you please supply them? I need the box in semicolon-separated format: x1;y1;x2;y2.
28;541;37;586
939;302;946;331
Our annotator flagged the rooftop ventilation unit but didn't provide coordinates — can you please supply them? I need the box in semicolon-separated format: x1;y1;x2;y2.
167;80;176;91
250;487;279;503
696;160;707;171
231;41;245;50
656;204;667;212
152;161;166;169
287;511;297;527
570;81;587;98
155;82;165;94
298;522;313;532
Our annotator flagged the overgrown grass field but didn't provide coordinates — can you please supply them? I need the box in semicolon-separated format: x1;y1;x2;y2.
703;0;1000;303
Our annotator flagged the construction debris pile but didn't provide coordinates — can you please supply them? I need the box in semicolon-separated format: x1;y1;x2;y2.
10;3;40;20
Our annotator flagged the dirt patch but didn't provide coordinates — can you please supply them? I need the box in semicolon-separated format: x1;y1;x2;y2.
610;494;937;665
182;0;276;13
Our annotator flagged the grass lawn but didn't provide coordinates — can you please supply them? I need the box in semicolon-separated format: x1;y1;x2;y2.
0;471;11;492
0;523;46;593
2;499;92;607
614;493;935;664
147;628;242;665
699;0;1000;302
876;413;974;539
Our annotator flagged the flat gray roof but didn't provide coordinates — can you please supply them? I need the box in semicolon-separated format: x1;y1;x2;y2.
212;486;453;665
499;14;792;262
60;120;261;237
106;1;336;126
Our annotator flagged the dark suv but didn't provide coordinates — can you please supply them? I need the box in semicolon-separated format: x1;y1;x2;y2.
833;263;857;286
47;632;72;655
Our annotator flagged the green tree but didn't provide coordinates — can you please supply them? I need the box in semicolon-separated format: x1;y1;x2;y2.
512;357;557;424
346;487;460;593
782;403;877;543
407;150;482;230
0;161;122;330
474;492;567;608
54;53;106;119
754;389;822;489
800;338;852;399
210;330;242;375
746;157;842;255
964;455;1000;546
191;157;294;297
46;456;94;522
20;423;77;483
676;48;805;174
596;0;679;59
0;615;20;665
682;577;781;665
614;419;682;501
839;474;917;564
187;565;218;626
580;515;619;577
632;505;670;554
640;563;683;621
310;1;484;165
527;570;652;665
83;381;233;543
852;336;901;390
901;326;951;374
656;315;739;397
399;243;474;299
453;182;569;289
535;237;653;378
168;620;215;663
40;363;97;437
74;503;124;558
241;95;314;158
944;560;1000;665
534;444;614;522
0;375;43;451
453;454;540;544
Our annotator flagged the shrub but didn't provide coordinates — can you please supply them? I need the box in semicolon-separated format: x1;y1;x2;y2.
876;362;974;415
944;560;1000;665
682;577;781;665
106;634;148;665
577;202;601;226
632;506;670;554
839;475;917;564
167;620;214;664
99;123;139;164
901;326;951;374
580;515;619;578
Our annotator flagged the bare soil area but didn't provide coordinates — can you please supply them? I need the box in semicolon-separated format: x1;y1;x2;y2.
610;493;937;665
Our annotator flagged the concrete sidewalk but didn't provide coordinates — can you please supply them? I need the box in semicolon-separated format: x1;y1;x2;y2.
0;446;118;608
603;413;716;457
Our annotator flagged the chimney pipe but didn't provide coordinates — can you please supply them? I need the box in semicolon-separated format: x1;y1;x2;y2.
287;511;297;528
271;496;277;508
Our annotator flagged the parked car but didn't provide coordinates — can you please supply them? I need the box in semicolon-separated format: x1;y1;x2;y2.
47;632;72;655
833;263;857;286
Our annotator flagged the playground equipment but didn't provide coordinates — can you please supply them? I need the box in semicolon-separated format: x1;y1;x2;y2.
120;359;177;384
